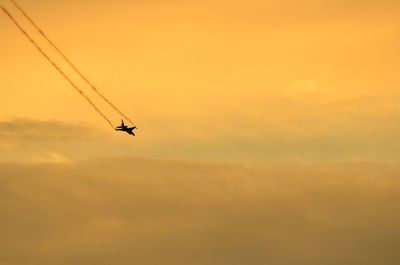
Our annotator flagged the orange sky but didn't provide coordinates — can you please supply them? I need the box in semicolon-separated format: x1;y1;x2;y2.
2;1;400;264
1;0;400;162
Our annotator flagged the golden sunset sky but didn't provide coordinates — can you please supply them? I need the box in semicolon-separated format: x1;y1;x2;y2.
1;0;399;162
1;0;400;264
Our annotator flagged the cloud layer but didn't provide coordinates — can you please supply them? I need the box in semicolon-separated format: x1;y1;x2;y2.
1;158;400;265
2;117;400;164
0;118;108;162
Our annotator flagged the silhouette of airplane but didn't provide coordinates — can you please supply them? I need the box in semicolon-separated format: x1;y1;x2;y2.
115;119;136;136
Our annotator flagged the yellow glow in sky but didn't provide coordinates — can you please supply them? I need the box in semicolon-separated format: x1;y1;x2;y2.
1;1;400;264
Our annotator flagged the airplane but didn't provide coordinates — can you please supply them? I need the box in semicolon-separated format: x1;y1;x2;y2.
115;119;136;136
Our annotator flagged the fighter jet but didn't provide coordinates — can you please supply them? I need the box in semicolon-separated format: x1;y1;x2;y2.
115;119;136;136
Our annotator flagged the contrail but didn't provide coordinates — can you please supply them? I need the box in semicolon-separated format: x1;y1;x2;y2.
1;6;114;129
9;0;136;127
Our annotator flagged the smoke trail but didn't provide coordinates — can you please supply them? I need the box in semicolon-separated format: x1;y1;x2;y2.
9;0;136;127
1;6;114;129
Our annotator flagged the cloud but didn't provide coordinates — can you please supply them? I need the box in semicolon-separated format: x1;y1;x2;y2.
0;158;400;265
2;117;400;164
30;152;72;164
0;118;109;162
0;118;103;141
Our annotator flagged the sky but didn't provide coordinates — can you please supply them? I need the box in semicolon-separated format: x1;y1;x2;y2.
1;0;400;163
1;0;400;264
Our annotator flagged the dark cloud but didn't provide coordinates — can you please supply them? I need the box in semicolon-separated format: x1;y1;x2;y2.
0;118;102;141
0;118;110;162
1;158;400;265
